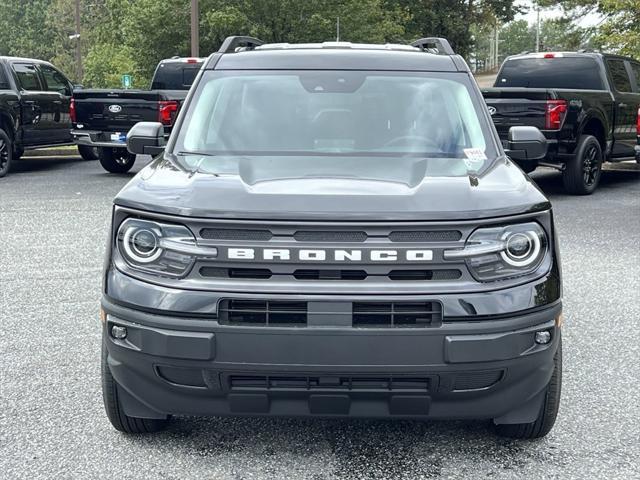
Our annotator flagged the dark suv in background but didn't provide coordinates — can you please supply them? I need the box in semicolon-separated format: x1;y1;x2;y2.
101;36;563;439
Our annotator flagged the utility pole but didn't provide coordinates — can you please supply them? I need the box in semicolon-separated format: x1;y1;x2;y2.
495;23;500;68
336;17;340;42
74;0;82;82
190;0;199;57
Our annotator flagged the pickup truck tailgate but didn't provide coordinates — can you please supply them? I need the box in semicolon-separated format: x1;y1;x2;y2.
73;89;163;131
482;88;551;138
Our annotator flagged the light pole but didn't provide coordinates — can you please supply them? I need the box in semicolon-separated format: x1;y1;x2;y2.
74;0;83;81
190;0;199;57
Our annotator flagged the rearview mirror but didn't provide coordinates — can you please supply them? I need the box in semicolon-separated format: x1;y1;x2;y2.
505;126;547;161
127;122;166;155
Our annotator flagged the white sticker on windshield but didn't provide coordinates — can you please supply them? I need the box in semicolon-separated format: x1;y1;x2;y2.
463;148;487;170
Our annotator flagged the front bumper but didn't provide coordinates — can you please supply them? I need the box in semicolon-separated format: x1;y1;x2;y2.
102;296;562;422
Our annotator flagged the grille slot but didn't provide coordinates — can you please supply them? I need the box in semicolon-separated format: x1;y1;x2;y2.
388;269;462;281
200;228;272;241
202;268;461;282
352;301;442;327
453;370;503;391
219;300;307;326
293;269;367;280
294;231;368;242
228;374;431;392
389;230;462;242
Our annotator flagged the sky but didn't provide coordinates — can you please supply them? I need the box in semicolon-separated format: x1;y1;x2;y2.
514;0;604;27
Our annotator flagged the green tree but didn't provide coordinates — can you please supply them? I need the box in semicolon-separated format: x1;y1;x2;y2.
499;19;535;56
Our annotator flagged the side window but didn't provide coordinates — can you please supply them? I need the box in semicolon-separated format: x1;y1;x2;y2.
630;62;640;92
607;59;632;92
0;65;10;89
40;64;70;95
13;63;42;91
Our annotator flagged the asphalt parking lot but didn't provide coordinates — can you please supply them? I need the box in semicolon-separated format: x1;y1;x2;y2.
1;154;638;479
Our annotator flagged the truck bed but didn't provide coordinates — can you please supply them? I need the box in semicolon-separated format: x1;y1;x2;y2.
73;89;188;132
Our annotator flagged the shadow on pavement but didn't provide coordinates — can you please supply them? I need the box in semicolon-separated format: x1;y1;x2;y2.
530;167;640;198
117;416;545;478
8;155;84;174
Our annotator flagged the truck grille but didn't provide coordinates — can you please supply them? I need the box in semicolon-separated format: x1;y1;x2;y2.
218;299;443;327
227;374;431;392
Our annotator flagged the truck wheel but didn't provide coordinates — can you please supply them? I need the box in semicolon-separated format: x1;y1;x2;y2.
0;128;12;178
562;135;602;195
98;147;136;173
494;337;562;439
78;145;99;161
101;340;169;433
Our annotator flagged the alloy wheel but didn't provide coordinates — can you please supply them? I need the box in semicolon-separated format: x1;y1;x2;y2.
582;144;600;187
0;138;9;173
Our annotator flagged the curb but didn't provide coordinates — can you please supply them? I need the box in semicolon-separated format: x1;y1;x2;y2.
22;148;81;158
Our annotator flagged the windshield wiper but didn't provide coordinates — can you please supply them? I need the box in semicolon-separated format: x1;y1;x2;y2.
175;150;216;156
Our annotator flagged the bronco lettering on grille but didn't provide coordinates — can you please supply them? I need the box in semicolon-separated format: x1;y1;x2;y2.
227;248;433;262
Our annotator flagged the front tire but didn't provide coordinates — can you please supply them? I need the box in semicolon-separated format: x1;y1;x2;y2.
78;144;99;161
494;338;562;439
98;147;136;173
0;128;13;178
101;340;169;433
562;135;602;195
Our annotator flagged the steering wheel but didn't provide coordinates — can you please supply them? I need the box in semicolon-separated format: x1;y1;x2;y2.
383;135;439;149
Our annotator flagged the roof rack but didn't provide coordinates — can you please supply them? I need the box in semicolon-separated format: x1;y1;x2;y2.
218;36;264;54
410;37;455;55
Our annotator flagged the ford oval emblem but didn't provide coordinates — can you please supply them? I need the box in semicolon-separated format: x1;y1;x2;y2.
487;106;497;116
108;104;122;113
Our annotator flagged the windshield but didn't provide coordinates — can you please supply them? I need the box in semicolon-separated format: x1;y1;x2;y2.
172;70;496;181
495;57;605;90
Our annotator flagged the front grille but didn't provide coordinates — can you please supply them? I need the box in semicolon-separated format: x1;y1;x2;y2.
219;300;307;326
227;374;431;392
352;301;442;327
191;221;472;289
219;299;443;327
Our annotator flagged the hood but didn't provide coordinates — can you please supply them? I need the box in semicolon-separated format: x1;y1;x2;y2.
114;156;550;221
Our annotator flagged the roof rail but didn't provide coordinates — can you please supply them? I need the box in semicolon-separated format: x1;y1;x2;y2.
218;36;264;54
411;37;455;55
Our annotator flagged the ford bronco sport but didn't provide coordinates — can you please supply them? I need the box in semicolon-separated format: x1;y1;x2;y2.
101;36;563;439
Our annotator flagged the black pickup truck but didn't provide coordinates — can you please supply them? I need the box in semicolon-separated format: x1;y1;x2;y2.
0;56;97;178
72;57;203;173
482;52;640;194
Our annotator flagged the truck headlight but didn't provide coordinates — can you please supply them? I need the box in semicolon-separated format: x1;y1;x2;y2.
116;218;217;277
444;222;548;281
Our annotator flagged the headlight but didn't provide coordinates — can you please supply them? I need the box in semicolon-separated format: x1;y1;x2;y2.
444;222;548;281
116;218;217;277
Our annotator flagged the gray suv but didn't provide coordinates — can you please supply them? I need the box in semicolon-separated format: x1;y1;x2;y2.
101;36;563;439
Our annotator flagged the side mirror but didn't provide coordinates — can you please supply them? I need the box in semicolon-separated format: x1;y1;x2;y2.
505;126;547;161
127;122;166;155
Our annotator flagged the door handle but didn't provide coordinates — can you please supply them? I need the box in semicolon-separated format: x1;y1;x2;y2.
53;100;62;104
618;102;628;108
23;100;36;105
